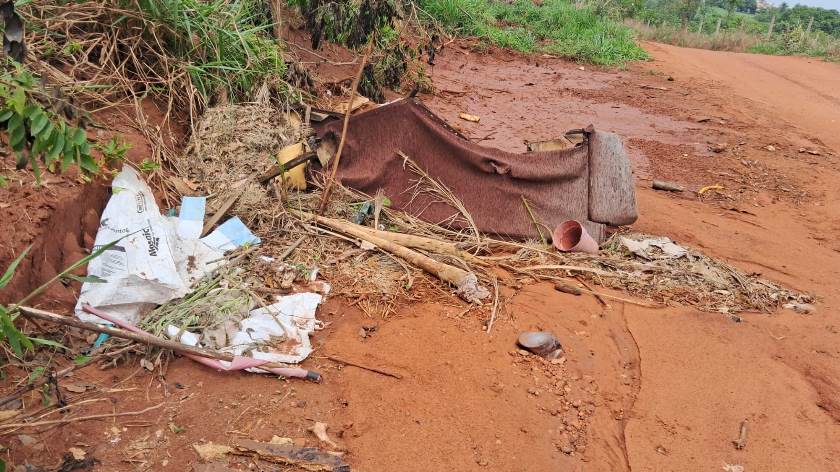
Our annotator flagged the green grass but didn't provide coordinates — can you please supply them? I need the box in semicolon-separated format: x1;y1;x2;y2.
419;0;649;65
132;0;285;103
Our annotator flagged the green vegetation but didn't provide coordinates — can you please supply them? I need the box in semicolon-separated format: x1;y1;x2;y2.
420;0;649;64
0;64;98;181
132;0;286;103
630;0;840;60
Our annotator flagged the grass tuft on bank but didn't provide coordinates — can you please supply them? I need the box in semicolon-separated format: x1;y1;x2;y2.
420;0;649;65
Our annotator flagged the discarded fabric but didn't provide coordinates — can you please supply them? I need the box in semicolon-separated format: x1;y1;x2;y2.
317;98;637;242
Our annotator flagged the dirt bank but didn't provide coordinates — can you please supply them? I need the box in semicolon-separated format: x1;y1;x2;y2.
4;43;840;471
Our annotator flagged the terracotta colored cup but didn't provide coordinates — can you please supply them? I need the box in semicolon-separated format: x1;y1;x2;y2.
553;220;599;254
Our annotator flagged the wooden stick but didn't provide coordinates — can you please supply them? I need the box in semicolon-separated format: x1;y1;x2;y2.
575;276;608;307
0;403;164;429
350;223;484;265
0;344;136;409
202;186;246;236
326;355;402;379
258;152;316;184
19;306;233;359
733;419;748;450
652;180;685;192
487;276;499;334
317;40;374;214
554;280;658;308
278;236;306;261
293;211;487;301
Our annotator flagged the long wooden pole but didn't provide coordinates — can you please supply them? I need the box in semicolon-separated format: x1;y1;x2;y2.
317;40;374;214
18;306;237;361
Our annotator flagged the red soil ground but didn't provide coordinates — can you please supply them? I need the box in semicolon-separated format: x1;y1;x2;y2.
3;41;840;471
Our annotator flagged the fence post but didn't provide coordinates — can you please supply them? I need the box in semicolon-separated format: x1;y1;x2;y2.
806;16;814;35
715;18;722;35
767;14;776;38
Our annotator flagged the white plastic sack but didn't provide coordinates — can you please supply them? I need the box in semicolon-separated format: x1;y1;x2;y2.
166;292;324;368
75;167;224;325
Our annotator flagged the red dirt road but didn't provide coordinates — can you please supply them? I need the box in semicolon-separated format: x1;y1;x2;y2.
645;41;840;151
4;43;840;471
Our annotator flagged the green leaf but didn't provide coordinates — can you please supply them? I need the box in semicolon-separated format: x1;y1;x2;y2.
64;236;125;275
0;109;14;122
29;155;42;185
73;355;91;365
382;196;392;207
1;313;32;357
72;128;87;145
46;132;65;164
78;153;98;173
65;274;107;284
30;113;50;136
0;245;30;288
168;423;185;434
28;367;46;384
30;337;67;350
9;88;26;114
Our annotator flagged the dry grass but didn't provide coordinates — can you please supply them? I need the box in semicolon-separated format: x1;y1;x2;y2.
628;19;760;51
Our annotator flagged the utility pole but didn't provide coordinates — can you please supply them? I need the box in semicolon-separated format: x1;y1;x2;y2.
767;14;776;38
806;16;814;35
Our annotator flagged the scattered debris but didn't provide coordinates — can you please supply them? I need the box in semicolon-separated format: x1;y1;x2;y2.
193;443;234;462
74;166;254;325
233;439;350;471
640;84;669;91
798;148;820;155
722;463;745;472
458;112;481;122
621;236;687;259
699;184;724;196
68;447;87;461
554;281;582;295
553;220;599;254
765;145;776;151
308;422;339;449
732;419;748;450
326;355;402;379
652;180;685;192
517;331;562;358
709;142;728;153
783;302;816;315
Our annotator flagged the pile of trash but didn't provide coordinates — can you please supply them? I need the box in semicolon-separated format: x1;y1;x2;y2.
65;100;812;385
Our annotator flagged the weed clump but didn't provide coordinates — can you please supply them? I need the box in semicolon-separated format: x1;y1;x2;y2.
419;0;649;65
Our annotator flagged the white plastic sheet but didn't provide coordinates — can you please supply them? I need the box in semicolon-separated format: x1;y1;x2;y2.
75;166;254;325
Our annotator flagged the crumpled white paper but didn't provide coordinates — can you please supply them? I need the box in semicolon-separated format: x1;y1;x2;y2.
620;236;687;260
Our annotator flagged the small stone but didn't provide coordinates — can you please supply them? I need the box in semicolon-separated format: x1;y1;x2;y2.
766;145;776;151
575;443;586;453
572;400;582;409
560;444;574;454
527;388;540;396
517;349;530;356
709;142;728;153
550;357;566;365
17;434;37;447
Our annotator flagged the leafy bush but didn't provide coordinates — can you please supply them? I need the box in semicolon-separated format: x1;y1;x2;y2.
0;64;98;181
419;0;649;65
